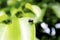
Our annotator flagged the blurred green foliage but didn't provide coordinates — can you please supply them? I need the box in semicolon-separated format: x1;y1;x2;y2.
0;0;60;40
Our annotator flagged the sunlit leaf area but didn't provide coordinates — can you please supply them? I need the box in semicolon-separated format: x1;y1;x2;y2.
0;0;60;40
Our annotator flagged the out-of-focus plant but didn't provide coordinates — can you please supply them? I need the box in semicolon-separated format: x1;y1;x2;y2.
0;0;60;40
0;0;42;40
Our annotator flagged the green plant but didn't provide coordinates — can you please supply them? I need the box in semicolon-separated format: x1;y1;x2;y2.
0;0;60;40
